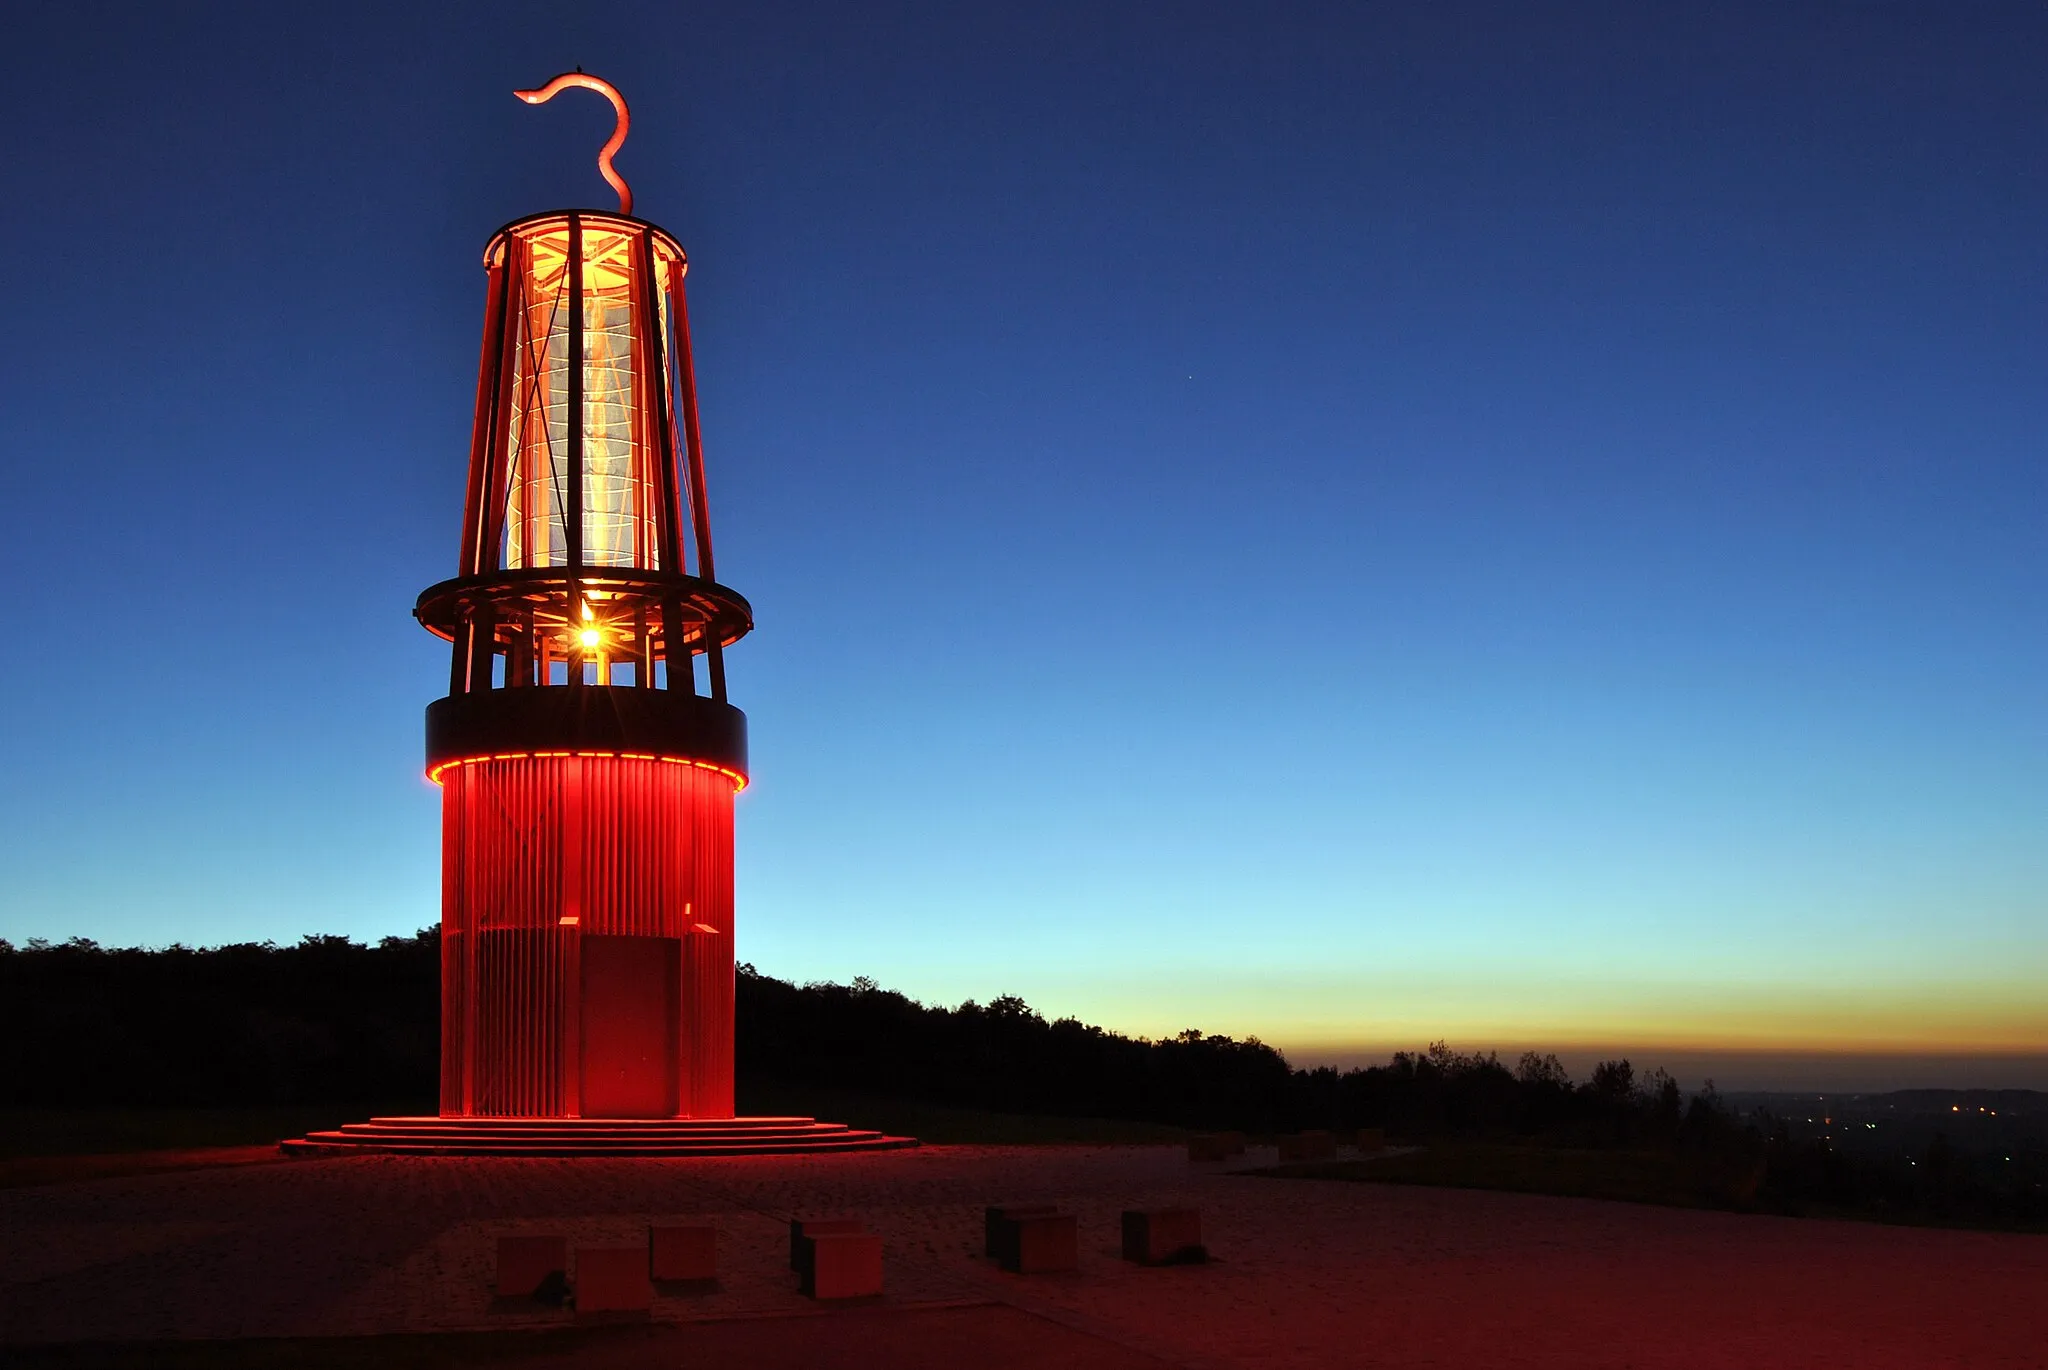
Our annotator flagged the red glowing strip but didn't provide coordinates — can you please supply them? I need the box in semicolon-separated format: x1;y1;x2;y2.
427;750;747;791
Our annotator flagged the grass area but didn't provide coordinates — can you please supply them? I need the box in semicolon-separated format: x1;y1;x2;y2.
1250;1142;2048;1234
1247;1142;1760;1212
0;1104;430;1159
737;1080;1189;1145
0;1146;295;1192
0;1104;433;1189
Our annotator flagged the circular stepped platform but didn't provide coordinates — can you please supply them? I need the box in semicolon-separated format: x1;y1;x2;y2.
280;1115;918;1158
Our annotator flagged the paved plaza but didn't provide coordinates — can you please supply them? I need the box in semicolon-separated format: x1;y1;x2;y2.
3;1144;2044;1367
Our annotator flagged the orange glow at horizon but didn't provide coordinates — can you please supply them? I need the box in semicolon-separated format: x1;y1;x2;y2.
1273;1004;2048;1058
1022;971;2048;1063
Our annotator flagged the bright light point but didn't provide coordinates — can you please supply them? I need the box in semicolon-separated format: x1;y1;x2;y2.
579;627;601;649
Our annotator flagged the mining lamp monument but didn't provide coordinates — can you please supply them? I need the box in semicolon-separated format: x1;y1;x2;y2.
287;75;910;1156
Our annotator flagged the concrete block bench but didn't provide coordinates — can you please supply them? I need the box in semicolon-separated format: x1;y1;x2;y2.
1187;1131;1247;1161
1277;1129;1337;1161
1000;1212;1077;1273
800;1229;883;1299
1121;1208;1206;1265
984;1203;1059;1259
789;1217;866;1271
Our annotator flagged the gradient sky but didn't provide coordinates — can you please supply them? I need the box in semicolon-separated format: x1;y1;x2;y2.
3;2;2043;1087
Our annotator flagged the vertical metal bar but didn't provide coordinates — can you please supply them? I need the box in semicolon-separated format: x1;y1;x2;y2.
449;622;471;695
562;756;583;1117
514;230;550;571
459;256;512;576
625;242;650;570
669;265;717;581
637;233;685;575
707;639;728;704
567;215;586;571
467;608;497;692
480;238;525;573
666;596;694;695
566;216;586;683
440;774;456;1115
458;770;476;1114
508;611;532;687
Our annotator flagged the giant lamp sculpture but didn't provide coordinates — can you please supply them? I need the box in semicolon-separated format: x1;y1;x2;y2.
285;75;909;1155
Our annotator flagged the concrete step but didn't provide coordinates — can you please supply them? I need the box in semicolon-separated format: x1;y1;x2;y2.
361;1115;825;1129
279;1114;918;1158
335;1123;858;1141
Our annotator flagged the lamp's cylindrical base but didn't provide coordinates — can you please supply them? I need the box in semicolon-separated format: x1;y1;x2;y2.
438;753;735;1119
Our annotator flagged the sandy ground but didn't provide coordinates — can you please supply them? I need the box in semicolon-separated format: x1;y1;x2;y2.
1;1144;2044;1368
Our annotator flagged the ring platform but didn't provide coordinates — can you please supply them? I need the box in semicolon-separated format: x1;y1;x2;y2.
279;1115;918;1158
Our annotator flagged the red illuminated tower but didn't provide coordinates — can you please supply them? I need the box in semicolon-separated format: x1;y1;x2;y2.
286;74;909;1156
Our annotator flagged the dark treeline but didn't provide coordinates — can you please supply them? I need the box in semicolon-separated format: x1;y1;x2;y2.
5;933;2041;1226
742;969;2047;1225
0;932;1292;1120
2;932;442;1107
734;967;1293;1129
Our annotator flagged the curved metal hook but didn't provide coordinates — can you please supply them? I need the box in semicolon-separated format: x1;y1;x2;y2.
514;72;633;215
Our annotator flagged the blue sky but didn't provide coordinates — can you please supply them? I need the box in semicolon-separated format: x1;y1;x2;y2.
2;2;2042;1085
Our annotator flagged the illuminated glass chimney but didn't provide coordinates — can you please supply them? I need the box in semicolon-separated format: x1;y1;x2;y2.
414;74;750;1119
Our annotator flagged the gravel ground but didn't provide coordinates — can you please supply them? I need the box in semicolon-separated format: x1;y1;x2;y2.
2;1144;2043;1368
